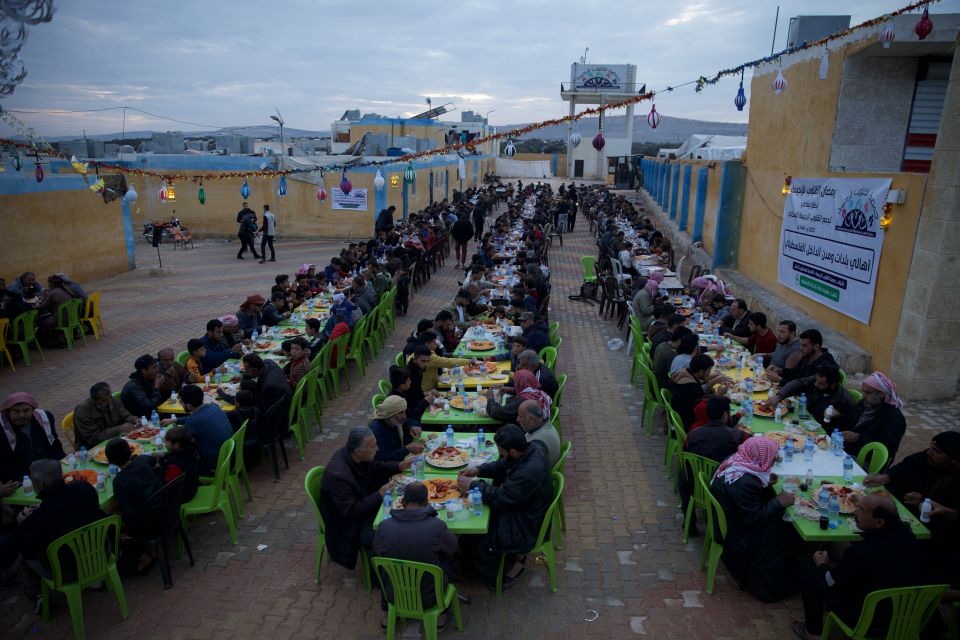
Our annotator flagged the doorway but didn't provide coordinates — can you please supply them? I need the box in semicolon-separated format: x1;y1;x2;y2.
574;160;584;178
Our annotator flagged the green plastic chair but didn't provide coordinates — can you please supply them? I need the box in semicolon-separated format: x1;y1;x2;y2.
539;346;558;372
552;441;572;548
638;360;663;436
697;471;728;595
176;350;190;366
41;515;127;640
181;439;238;545
949;600;959;640
553;336;563;352
554;373;567;407
311;341;333;406
288;374;322;460
856;441;889;474
660;388;687;479
364;304;383;354
822;583;949;640
580;256;597;283
640;342;651;368
371;393;385;412
200;421;251;516
848;388;863;403
327;332;351;396
345;317;369;383
549;321;560;347
495;471;564;596
378;379;392;396
630;326;645;386
679;452;720;544
550;405;561;438
54;298;87;350
304;466;372;590
9;309;43;366
395;351;405;368
839;368;847;385
372;558;464;640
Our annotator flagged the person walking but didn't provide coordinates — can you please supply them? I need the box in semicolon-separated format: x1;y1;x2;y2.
472;200;486;242
236;203;260;260
259;204;276;263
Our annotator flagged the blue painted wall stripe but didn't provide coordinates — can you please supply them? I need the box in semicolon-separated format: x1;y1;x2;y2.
678;164;692;231
120;198;136;270
669;164;681;220
693;167;709;243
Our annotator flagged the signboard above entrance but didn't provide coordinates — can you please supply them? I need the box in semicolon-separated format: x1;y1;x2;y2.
571;64;629;91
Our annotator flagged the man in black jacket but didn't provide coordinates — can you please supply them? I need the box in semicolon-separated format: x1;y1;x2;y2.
0;392;65;483
457;425;552;589
768;328;837;385
236;204;260;260
106;437;163;543
840;372;906;462
319;427;411;571
794;494;919;639
770;364;855;429
241;354;288;415
518;313;550;355
120;354;163;419
399;347;438;422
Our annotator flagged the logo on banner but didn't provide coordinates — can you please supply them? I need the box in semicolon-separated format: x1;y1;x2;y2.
835;188;880;238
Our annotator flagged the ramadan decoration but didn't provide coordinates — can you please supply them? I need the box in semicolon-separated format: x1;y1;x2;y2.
592;131;605;151
914;7;933;40
278;175;287;196
374;168;385;191
504;140;516;158
647;101;661;129
124;184;138;203
390;174;400;189
569;131;582;148
404;161;415;184
198;181;205;205
880;21;896;48
734;71;747;111
772;59;787;95
240;180;251;199
340;172;352;194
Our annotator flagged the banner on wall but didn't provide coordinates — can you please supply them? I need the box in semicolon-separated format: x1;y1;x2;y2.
331;188;368;211
777;177;891;324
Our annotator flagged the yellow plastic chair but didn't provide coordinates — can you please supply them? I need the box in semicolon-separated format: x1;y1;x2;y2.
181;439;238;545
856;441;889;474
80;290;105;340
54;298;88;350
304;466;372;590
41;515;128;640
372;558;464;640
0;318;14;371
61;412;76;448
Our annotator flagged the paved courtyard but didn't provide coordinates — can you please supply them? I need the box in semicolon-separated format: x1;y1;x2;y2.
1;195;957;639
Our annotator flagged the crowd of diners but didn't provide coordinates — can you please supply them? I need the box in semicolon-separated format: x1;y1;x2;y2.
590;189;959;637
0;272;89;349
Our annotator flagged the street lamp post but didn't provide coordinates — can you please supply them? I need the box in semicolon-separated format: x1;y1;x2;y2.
485;109;495;155
270;111;284;218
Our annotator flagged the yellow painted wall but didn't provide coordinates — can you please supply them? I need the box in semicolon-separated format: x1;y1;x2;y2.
739;44;926;372
0;187;128;284
702;163;723;255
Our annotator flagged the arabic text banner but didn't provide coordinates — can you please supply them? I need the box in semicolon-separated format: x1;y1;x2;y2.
331;188;368;211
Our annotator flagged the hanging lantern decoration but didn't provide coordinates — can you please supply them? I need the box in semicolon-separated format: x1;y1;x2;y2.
70;155;88;174
374;168;385;191
879;202;893;230
781;176;792;195
316;183;327;201
124;184;138;203
457;156;465;180
914;7;933;40
647;102;661;129
198;180;206;205
569;131;582;148
89;178;105;193
278;175;287;196
34;160;43;183
818;47;829;80
504;140;516;158
340;172;352;194
772;59;787;95
592;131;605;151
240;180;251;199
390;174;400;189
880;20;896;48
404;161;415;184
166;182;176;202
734;70;747;111
12;153;22;171
158;182;168;202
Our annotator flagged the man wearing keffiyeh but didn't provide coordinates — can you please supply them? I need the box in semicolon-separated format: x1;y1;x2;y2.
0;392;65;484
840;371;907;462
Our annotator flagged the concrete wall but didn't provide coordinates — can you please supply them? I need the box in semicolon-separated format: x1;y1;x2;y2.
0;169;129;284
740;46;928;375
512;153;568;177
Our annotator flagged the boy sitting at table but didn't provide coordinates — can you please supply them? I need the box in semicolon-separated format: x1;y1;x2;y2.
287;337;311;390
185;338;206;380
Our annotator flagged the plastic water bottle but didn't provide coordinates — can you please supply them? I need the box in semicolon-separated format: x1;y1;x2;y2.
22;475;33;495
823;404;835;426
920;498;932;523
735;356;743;374
784;439;795;462
446;425;455;447
154;431;164;448
803;436;815;462
78;446;88;468
774;404;783;423
742;399;753;426
214;371;222;386
477;428;485;451
818;486;830;518
251;329;259;342
150;410;160;429
745;377;754;394
382;489;393;520
170;391;178;405
798;393;808;419
828;494;840;528
67;453;77;470
470;488;483;516
805;468;814;488
842;454;854;482
833;431;844;457
96;472;106;491
108;464;119;480
416;455;426;481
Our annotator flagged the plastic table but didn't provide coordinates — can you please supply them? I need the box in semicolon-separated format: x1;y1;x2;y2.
373;470;490;534
436;362;512;389
419;392;503;428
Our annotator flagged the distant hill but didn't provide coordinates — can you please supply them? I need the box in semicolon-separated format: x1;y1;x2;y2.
45;126;333;142
501;114;747;145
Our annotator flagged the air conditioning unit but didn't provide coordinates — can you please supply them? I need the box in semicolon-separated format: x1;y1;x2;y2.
787;15;851;48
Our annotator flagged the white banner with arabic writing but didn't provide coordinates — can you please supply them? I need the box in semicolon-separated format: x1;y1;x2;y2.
331;188;368;211
777;177;891;324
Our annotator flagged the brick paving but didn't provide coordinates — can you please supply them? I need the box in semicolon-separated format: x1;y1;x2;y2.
1;188;958;639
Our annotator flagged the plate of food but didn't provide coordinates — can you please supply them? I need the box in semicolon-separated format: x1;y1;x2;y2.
448;395;474;410
468;340;496;351
427;446;471;469
423;478;461;503
253;341;274;352
813;483;864;514
749;379;772;393
464;362;498;376
92;441;143;464
677;308;694;317
280;328;302;337
763;431;806;449
63;469;98;486
754;402;790;418
487;372;509;382
126;426;160;442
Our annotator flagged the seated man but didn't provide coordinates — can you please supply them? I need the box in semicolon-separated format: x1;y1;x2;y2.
200;319;243;373
73;382;137;449
669;354;731;429
518;313;550;355
413;332;471;393
794;494;919;640
0;392;65;483
349;275;378;316
508;349;558;400
710;436;797;603
652;327;691;390
721;298;751;339
401;348;441;421
517;399;561;469
368;396;424;462
16;460;104;605
728;312;777;356
686;396;750;462
765;319;802;374
457;424;552;589
433;310;461;353
160;384;232;474
403;319;435;357
651;313;687;357
445;289;485;325
319;427;412;574
373;480;458;627
120;354;164;419
668;333;700;378
486;370;551;426
840;372;906;462
105;437;163;564
157;347;192;398
236;295;265;335
261;291;291;327
767;329;837;385
768;364;855;429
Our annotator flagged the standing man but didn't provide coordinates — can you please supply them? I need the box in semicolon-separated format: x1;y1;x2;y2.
259;204;276;264
236;202;260;260
566;183;578;231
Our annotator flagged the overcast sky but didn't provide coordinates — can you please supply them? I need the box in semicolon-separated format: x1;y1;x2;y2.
0;0;943;136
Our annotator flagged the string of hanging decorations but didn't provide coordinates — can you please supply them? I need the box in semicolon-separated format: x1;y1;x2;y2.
0;0;941;188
